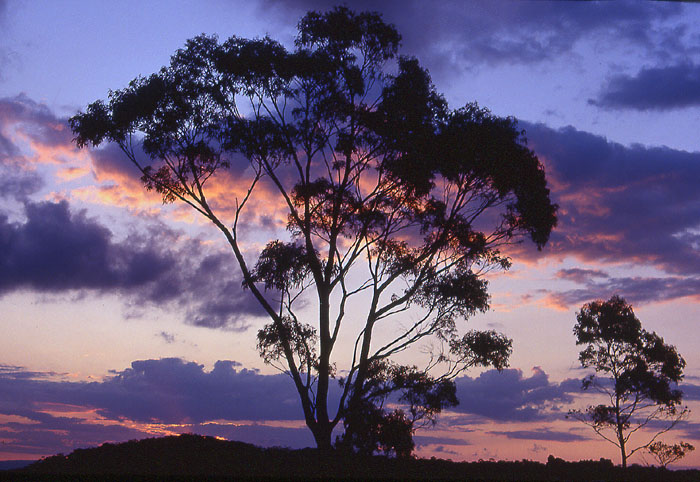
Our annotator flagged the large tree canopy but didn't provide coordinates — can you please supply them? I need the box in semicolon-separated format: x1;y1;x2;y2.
71;7;557;452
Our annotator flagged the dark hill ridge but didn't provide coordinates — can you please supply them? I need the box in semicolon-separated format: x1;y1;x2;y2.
3;434;699;481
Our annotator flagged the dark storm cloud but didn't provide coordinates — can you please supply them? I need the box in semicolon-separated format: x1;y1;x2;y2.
259;0;682;73
0;199;265;329
517;122;700;307
593;64;700;111
488;428;588;442
452;368;578;422
0;200;170;292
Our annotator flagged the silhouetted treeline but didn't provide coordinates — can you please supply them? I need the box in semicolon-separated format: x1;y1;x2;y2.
2;434;699;481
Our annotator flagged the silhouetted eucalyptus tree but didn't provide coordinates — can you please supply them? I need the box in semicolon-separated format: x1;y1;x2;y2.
568;296;688;468
71;7;556;451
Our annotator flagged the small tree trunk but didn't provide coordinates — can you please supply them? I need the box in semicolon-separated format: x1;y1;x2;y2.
621;447;627;469
618;424;627;468
615;392;627;468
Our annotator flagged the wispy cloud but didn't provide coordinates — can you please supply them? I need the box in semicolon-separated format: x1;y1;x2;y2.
488;428;588;442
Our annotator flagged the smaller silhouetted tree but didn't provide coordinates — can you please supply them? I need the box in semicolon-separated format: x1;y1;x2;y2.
646;441;695;469
568;295;689;468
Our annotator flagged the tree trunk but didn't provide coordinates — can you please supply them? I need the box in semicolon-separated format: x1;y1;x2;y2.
312;422;333;452
317;292;331;422
312;287;333;452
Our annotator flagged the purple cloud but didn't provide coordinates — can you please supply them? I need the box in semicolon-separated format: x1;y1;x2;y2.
7;360;694;457
0;95;287;328
0;200;265;329
259;0;684;74
0;359;303;425
679;421;700;441
414;435;471;447
0;358;358;459
545;276;700;309
0;170;43;201
513;122;700;307
0;359;313;455
0;95;72;150
0;413;149;455
0;200;170;292
488;428;588;442
593;63;700;111
556;269;609;285
2;361;574;457
452;367;578;422
93;359;304;423
0;96;58;201
680;382;700;401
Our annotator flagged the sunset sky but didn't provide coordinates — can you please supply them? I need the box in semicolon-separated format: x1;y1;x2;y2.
2;0;700;468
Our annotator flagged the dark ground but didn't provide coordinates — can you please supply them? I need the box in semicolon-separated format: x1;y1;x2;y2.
1;433;698;481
